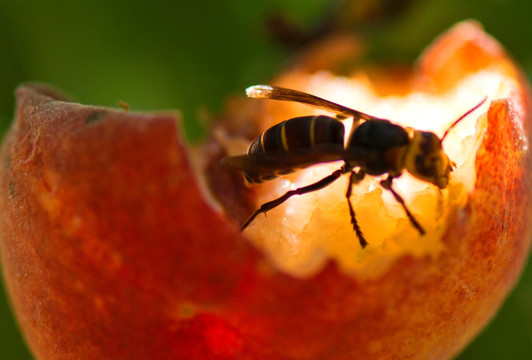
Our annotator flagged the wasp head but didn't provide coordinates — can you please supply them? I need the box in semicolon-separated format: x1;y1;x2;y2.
404;130;453;189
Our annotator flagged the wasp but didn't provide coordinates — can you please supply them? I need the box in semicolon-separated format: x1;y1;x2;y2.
222;85;486;248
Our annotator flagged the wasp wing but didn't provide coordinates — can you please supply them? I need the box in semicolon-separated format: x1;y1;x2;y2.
247;85;389;123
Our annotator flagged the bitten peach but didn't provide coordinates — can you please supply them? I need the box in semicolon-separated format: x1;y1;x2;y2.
0;22;531;360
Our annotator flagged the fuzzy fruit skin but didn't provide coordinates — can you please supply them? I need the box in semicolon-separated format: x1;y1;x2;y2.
0;85;257;359
1;23;532;360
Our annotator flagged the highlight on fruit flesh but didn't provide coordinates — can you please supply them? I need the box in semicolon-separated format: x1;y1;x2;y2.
227;53;517;280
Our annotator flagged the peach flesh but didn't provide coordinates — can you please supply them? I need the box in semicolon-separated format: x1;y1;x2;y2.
236;70;514;279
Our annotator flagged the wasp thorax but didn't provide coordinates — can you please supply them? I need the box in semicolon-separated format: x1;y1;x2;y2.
405;131;452;189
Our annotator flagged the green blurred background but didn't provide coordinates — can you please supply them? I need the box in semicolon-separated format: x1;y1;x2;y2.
1;0;531;358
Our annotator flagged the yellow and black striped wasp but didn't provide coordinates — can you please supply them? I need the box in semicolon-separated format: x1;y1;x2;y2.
222;85;486;248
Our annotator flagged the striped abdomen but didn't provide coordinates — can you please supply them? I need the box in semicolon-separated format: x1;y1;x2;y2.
245;115;345;183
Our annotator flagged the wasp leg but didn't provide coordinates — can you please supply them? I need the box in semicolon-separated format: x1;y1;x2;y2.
346;170;368;248
240;167;347;232
379;176;426;235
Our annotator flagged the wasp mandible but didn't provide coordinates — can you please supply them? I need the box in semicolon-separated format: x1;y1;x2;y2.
222;85;486;248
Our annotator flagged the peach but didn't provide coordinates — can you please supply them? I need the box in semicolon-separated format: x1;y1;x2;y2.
1;22;531;360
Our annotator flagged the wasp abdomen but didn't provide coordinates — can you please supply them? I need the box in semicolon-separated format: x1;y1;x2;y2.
244;115;345;183
247;115;344;154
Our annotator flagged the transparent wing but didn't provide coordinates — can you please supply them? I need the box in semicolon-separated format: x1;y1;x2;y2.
246;85;388;123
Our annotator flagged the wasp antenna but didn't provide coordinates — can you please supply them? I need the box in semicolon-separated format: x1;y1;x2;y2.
441;96;488;142
246;85;274;99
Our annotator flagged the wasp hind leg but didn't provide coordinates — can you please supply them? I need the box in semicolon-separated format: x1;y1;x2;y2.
346;169;368;248
240;167;347;232
379;176;426;236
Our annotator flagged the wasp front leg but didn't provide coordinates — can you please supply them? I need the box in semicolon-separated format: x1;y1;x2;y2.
379;176;426;236
346;169;368;248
